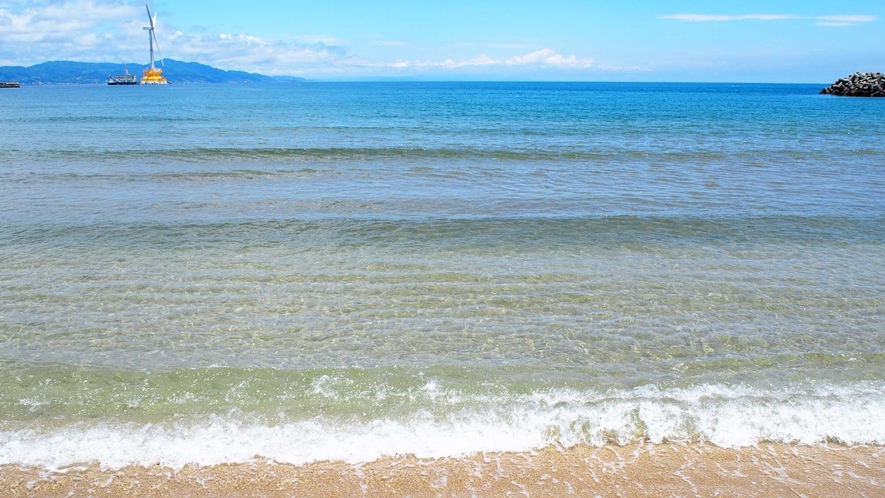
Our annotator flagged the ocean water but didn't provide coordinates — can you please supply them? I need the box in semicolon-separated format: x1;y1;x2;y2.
0;82;883;470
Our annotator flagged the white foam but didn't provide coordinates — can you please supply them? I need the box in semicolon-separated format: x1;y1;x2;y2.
2;383;884;470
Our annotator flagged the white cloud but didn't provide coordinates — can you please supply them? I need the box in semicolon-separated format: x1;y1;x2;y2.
0;0;352;72
435;54;499;69
171;32;350;74
386;49;595;71
9;4;134;34
594;64;647;72
815;15;877;27
0;2;157;67
660;13;877;27
0;1;610;76
506;48;553;65
505;48;593;68
816;15;877;22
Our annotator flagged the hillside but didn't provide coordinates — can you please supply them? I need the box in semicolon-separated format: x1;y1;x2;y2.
0;60;306;84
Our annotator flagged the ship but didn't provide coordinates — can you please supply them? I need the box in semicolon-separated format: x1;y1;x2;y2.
0;81;20;89
108;66;138;85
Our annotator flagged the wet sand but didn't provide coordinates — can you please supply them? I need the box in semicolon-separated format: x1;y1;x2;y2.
2;443;883;497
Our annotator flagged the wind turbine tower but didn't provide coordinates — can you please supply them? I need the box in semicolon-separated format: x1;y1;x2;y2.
140;4;168;84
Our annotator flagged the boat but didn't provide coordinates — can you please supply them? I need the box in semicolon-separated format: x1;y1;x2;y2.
108;66;138;85
0;82;20;89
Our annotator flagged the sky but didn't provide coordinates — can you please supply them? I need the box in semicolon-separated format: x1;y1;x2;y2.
0;0;883;82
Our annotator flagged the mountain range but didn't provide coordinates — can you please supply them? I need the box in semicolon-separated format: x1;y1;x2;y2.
0;60;307;84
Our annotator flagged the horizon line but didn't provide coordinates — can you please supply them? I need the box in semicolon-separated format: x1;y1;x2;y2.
1;59;859;85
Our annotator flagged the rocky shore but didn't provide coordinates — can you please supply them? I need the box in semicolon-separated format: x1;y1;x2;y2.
820;72;885;97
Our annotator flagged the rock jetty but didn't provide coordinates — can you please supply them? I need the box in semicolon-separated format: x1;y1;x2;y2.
820;72;885;97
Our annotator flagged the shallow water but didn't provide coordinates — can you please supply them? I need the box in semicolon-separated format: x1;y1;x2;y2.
0;82;883;468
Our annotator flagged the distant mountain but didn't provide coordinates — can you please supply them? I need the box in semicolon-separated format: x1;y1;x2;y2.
0;60;307;84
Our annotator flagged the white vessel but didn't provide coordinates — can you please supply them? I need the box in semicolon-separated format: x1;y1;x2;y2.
108;66;138;85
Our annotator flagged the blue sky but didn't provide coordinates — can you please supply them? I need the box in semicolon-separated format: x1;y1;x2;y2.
0;0;882;81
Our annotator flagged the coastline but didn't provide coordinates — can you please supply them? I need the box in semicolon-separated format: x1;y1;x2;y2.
3;443;882;497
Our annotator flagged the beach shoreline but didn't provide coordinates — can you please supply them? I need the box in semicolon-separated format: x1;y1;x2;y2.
3;442;883;497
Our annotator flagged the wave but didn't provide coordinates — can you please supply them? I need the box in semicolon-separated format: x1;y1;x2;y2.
21;146;680;163
12;146;879;166
3;167;344;183
5;215;884;249
2;383;883;470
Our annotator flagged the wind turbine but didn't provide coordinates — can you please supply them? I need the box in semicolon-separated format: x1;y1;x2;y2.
140;4;168;84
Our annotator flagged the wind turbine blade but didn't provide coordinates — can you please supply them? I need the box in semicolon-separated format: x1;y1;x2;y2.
145;4;155;28
153;31;164;66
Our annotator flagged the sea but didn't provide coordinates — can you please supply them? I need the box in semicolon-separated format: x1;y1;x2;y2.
0;82;883;476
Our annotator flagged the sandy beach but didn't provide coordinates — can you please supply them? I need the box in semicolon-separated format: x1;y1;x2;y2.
2;443;883;497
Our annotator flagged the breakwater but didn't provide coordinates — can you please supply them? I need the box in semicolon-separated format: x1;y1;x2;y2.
820;72;885;97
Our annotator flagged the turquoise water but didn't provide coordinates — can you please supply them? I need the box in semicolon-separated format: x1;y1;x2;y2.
1;83;884;468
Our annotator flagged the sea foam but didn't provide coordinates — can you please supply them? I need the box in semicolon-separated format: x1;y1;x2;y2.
2;383;883;471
